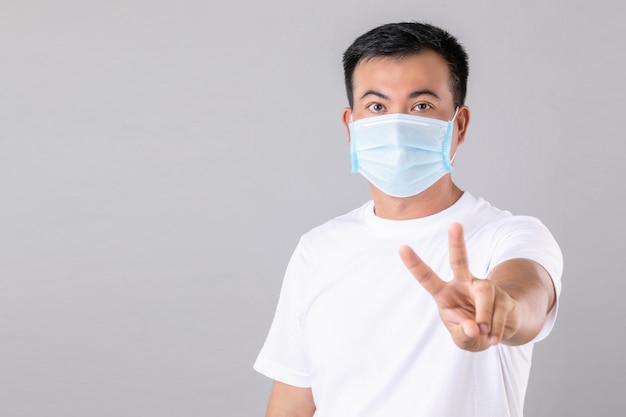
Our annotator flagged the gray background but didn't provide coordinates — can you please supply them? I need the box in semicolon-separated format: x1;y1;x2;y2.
1;0;624;416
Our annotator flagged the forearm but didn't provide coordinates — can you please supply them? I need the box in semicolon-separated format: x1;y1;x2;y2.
488;258;556;345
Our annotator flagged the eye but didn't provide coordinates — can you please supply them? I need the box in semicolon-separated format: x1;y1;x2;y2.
367;102;386;113
412;102;433;112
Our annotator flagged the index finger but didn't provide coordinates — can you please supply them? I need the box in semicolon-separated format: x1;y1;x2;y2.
448;223;472;282
399;245;445;295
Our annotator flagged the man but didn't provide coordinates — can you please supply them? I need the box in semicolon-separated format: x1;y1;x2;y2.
254;22;563;417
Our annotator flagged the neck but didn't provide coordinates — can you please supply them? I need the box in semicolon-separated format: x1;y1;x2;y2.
370;176;464;220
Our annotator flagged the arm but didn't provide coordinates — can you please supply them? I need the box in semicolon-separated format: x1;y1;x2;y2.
399;223;557;351
265;381;316;417
487;258;555;346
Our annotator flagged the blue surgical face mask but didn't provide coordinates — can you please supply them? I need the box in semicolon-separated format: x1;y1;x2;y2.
349;109;458;198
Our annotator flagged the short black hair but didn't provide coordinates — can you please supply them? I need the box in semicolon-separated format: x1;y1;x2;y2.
342;22;469;108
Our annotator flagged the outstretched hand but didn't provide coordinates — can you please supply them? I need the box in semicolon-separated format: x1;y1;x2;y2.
399;223;520;351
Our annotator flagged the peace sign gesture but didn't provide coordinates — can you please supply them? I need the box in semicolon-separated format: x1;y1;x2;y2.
399;223;521;351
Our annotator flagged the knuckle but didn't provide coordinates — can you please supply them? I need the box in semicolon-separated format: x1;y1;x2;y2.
451;258;468;268
420;268;435;283
494;293;514;312
472;279;493;294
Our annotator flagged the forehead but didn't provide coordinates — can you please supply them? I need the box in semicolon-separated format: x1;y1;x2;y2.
352;51;451;96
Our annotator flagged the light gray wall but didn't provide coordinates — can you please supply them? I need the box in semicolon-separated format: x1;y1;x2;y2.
1;1;624;416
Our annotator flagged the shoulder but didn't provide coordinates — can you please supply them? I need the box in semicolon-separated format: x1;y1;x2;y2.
283;201;374;290
460;193;551;236
299;200;372;246
462;194;563;279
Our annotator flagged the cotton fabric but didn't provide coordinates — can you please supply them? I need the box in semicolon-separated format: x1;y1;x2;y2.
255;193;563;417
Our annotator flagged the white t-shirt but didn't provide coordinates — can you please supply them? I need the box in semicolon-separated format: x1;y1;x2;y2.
254;193;563;417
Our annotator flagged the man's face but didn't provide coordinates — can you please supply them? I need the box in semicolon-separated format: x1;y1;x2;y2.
342;49;469;156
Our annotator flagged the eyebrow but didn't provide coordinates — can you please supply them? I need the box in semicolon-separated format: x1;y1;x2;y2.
359;89;441;101
409;89;440;100
360;90;389;100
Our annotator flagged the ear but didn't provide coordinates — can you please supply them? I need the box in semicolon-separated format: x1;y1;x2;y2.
341;107;352;144
454;105;470;146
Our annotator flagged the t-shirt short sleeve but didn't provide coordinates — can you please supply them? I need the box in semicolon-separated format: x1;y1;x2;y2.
253;240;312;388
488;216;564;342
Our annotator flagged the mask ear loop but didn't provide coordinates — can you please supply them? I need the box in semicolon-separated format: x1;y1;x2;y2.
449;106;460;164
451;106;460;122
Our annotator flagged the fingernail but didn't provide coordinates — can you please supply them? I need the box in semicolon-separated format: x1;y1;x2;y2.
489;336;499;345
479;324;489;334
